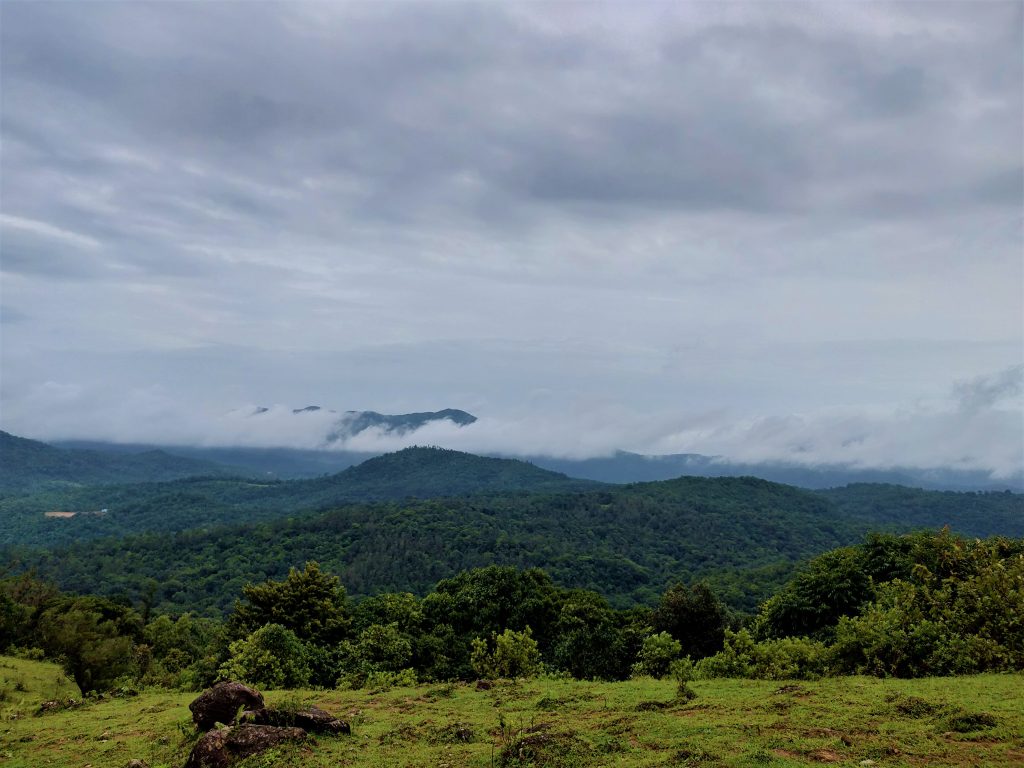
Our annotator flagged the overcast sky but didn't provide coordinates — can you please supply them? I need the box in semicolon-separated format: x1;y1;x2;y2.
1;1;1021;474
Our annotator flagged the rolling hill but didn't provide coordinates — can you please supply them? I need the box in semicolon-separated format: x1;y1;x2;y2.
11;470;1022;617
0;431;246;495
0;446;600;549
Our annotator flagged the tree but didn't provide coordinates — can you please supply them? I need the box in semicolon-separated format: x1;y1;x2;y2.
470;627;540;679
353;592;424;636
632;631;682;678
228;562;351;646
653;582;728;658
753;548;872;642
354;622;413;673
219;623;310;689
551;591;634;680
36;600;138;694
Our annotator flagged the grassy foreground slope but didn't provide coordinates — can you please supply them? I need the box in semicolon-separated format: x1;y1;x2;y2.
2;662;1021;767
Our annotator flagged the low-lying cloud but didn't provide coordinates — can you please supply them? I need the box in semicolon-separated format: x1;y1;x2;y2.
6;367;1021;481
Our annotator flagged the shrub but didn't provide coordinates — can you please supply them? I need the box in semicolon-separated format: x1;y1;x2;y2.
218;623;311;689
632;631;682;678
696;629;829;680
471;627;541;680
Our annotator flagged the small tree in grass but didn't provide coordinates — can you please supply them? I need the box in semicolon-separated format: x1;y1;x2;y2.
632;631;683;678
471;626;541;680
671;656;698;702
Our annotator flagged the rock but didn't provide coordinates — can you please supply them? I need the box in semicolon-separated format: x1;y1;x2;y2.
189;682;265;731
239;706;351;735
183;725;307;768
125;760;150;768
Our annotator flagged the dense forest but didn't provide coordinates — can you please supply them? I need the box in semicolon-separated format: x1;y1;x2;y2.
0;446;601;550
3;444;1021;618
2;436;1022;703
2;531;1022;697
13;473;1022;616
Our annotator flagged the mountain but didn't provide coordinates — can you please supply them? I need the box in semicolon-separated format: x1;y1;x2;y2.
52;436;1022;490
247;405;477;445
9;467;1023;617
0;431;247;495
51;441;378;479
819;483;1024;535
527;451;1024;491
0;446;600;550
14;475;857;615
326;408;477;440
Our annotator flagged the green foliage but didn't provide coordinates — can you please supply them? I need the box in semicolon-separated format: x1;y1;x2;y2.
353;592;424;635
355;622;414;672
0;445;596;550
34;597;141;694
821;484;1024;539
421;566;561;678
228;562;351;646
219;623;311;689
671;656;698;701
551;591;637;681
652;581;729;658
8;473;937;617
753;546;873;641
632;632;682;678
831;543;1024;677
0;430;243;496
695;629;830;680
470;627;541;679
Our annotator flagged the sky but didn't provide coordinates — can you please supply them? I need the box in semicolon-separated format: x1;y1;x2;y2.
1;1;1022;476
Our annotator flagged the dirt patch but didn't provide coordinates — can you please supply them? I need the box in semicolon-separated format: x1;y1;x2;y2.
809;749;843;762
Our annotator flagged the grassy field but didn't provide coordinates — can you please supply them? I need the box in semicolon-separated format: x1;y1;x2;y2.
1;657;1021;767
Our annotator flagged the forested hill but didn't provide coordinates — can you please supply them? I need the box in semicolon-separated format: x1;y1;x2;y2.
13;474;1022;618
820;483;1024;536
0;446;600;549
306;446;598;496
0;430;246;495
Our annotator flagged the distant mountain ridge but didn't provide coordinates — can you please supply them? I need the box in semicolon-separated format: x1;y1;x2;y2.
0;431;246;495
243;405;478;444
0;445;600;550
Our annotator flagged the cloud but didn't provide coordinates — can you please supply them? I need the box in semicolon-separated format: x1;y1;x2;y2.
953;365;1024;413
0;2;1020;478
4;361;1021;481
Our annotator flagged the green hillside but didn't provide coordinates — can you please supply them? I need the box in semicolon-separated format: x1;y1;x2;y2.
0;446;600;549
0;431;245;495
6;476;907;615
819;483;1024;537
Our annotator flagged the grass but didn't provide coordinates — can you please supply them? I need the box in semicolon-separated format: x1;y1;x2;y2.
1;658;1021;767
0;655;80;714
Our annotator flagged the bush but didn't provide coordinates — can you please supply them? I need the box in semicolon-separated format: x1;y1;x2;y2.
218;623;311;689
696;629;829;680
632;631;682;678
471;627;541;680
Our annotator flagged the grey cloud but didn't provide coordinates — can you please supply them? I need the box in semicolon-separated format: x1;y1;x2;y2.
0;2;1020;474
954;365;1024;413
